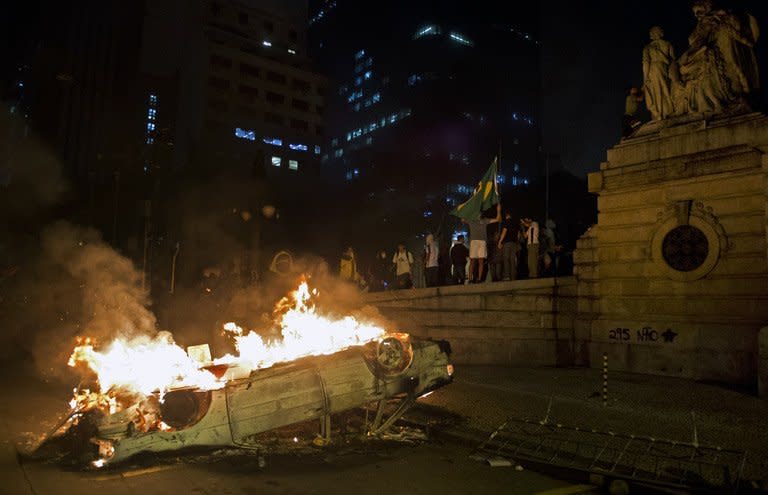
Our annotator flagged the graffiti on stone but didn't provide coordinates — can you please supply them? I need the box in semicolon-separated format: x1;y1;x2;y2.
608;326;678;343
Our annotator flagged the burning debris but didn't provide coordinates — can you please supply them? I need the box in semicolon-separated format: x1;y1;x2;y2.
34;279;453;467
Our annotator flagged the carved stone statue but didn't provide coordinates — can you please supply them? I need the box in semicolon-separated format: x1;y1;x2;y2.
643;26;675;120
669;0;760;116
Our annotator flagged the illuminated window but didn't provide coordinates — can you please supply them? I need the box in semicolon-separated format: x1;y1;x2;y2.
288;159;298;170
449;32;473;46
372;93;381;103
288;48;296;54
146;137;154;144
263;137;282;146
354;76;363;86
334;149;343;157
147;122;155;131
235;127;256;141
314;145;321;154
271;156;281;167
414;25;439;38
289;143;308;151
363;71;372;80
262;40;272;47
355;49;365;60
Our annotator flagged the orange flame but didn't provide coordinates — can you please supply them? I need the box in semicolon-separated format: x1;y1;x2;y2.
67;279;396;424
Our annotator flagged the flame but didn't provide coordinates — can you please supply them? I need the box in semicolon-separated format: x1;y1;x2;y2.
68;332;223;399
215;281;387;369
66;278;395;431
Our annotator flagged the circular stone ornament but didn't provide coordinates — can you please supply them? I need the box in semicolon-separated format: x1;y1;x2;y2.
650;213;724;281
661;225;709;272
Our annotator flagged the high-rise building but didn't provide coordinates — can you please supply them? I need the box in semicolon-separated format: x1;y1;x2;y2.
308;1;540;252
13;0;327;281
194;0;327;183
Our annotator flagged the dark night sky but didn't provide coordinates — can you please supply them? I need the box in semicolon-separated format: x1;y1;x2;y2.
2;1;766;180
540;0;768;177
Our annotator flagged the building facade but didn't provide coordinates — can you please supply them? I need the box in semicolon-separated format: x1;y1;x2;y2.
308;0;541;256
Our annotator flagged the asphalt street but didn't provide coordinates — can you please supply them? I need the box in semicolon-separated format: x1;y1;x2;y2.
0;358;595;495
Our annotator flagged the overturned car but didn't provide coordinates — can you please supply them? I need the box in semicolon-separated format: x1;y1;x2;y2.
49;335;452;466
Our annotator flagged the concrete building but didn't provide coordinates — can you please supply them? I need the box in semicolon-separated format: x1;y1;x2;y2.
198;0;327;183
308;1;540;255
16;0;328;284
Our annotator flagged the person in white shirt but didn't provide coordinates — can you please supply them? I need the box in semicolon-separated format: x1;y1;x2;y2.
392;243;414;289
523;217;540;278
423;233;440;287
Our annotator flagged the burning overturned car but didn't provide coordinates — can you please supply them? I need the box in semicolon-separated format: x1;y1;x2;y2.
37;281;453;466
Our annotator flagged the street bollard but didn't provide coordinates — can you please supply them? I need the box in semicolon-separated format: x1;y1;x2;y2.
602;352;608;407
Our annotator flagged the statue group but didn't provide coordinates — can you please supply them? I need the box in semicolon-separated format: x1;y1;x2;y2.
643;0;760;121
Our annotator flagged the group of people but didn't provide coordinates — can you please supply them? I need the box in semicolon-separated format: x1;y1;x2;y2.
338;205;561;292
339;243;421;291
457;204;560;285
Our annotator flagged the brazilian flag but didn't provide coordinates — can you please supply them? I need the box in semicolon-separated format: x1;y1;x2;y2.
450;158;500;220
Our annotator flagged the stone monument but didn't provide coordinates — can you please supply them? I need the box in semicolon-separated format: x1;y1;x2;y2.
576;1;767;388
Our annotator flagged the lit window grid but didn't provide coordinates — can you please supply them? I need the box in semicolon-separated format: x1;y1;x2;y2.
343;108;411;142
145;93;157;145
449;32;473;46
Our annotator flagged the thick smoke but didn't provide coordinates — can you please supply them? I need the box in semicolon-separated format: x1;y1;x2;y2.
2;222;158;380
41;222;157;339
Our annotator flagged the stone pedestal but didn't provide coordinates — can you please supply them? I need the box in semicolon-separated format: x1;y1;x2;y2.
581;113;768;387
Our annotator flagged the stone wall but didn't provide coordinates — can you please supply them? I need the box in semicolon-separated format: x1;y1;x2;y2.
582;113;768;387
365;278;581;367
365;114;768;389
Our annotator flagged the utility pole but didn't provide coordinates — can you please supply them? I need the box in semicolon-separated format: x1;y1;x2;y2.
170;242;180;294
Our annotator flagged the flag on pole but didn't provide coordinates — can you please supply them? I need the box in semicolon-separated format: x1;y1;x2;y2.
450;157;500;220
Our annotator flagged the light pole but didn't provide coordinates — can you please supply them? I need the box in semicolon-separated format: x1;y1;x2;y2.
170;242;180;294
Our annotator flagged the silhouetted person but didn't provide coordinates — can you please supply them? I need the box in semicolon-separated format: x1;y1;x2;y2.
450;235;469;285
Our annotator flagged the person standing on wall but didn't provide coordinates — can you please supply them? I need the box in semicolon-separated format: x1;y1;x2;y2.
450;158;502;283
523;217;540;278
392;243;414;289
449;235;469;285
497;210;519;281
423;233;439;287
